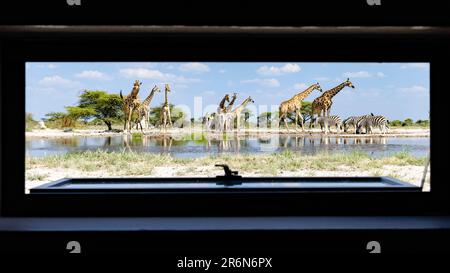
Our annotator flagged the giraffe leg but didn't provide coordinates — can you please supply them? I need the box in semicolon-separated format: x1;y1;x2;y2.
127;107;134;132
294;112;299;131
167;110;172;127
293;112;301;132
236;116;240;132
279;112;289;132
123;111;128;132
139;119;143;132
298;112;305;132
284;117;290;132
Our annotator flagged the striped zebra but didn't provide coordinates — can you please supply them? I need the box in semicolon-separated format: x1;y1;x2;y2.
313;115;343;133
343;113;374;133
356;115;389;134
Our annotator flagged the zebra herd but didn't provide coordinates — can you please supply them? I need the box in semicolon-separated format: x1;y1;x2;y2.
311;114;389;134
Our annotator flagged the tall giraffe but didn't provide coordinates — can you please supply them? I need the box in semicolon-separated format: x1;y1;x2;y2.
120;80;142;132
278;83;322;132
215;94;231;131
134;85;161;130
311;78;355;119
230;96;255;131
225;93;237;113
160;84;172;130
217;94;231;114
222;93;238;131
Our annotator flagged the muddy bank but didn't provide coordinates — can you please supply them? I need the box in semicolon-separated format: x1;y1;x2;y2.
26;127;430;138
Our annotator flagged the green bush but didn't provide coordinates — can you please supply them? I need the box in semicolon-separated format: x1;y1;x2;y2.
415;119;430;127
402;118;414;126
389;120;402;126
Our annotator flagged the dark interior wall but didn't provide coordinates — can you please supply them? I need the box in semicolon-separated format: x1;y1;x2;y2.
0;1;450;26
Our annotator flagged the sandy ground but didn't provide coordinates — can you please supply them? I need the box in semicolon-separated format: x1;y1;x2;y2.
26;164;430;193
26;127;430;138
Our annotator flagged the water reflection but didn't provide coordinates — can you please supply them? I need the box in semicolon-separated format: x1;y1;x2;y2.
26;134;429;158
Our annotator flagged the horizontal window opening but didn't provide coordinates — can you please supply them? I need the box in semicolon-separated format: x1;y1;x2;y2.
29;177;420;194
25;61;430;193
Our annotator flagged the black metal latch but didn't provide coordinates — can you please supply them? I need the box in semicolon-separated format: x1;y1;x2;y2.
215;164;242;186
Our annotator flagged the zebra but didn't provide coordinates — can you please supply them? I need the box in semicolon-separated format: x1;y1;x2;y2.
356;115;389;134
343;113;375;133
204;112;216;131
312;115;343;133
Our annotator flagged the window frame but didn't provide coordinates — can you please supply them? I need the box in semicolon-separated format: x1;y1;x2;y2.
0;26;446;216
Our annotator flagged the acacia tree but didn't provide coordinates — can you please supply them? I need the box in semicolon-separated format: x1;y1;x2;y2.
45;111;76;128
67;90;123;131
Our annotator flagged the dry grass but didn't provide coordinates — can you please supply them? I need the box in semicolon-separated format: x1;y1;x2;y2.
26;149;426;176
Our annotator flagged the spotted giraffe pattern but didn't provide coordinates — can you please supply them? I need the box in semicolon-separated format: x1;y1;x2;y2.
134;85;161;130
311;78;355;118
120;80;142;132
279;83;322;131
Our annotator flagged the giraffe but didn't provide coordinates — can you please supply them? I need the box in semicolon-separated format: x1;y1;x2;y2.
120;80;142;132
230;96;255;131
217;94;231;114
225;93;238;112
278;83;323;132
160;84;172;130
222;93;238;131
311;78;355;120
134;85;161;130
204;112;217;131
214;94;230;131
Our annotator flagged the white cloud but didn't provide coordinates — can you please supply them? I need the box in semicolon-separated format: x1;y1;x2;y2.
241;78;280;87
119;68;201;84
219;69;226;74
161;63;175;69
343;71;371;78
38;75;79;88
343;71;385;78
400;63;429;69
75;70;110;80
293;83;309;90
179;62;210;73
257;63;301;76
122;62;158;68
399;85;428;94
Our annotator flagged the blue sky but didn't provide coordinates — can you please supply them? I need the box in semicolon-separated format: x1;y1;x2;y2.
26;62;430;121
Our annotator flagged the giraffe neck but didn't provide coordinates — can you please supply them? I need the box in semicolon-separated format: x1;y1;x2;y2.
323;83;346;99
234;98;250;113
294;85;317;101
130;86;140;98
226;96;237;111
164;90;169;106
219;96;227;109
142;89;157;107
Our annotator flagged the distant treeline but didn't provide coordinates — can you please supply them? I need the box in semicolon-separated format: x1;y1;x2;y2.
26;90;189;130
